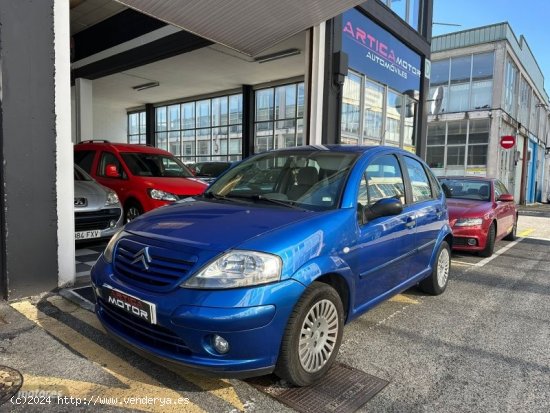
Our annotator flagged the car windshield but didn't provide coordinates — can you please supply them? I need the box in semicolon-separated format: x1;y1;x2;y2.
439;178;491;201
74;165;93;181
205;150;358;211
121;153;193;178
193;162;232;177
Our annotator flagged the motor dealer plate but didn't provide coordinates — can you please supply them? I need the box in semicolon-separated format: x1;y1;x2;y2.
75;230;101;240
102;284;157;324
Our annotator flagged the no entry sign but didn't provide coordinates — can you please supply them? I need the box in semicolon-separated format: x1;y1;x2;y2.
500;135;516;149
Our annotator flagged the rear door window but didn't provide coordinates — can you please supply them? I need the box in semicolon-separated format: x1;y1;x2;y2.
403;156;433;203
362;155;406;207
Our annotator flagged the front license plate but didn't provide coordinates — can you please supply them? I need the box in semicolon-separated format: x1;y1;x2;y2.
103;285;157;324
75;230;101;240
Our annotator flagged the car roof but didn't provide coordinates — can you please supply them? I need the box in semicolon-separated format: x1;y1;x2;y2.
75;140;172;155
438;176;494;181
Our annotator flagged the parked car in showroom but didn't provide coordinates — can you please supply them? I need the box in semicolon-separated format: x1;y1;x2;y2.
188;161;233;184
91;146;452;386
74;165;123;241
74;141;208;222
439;176;518;257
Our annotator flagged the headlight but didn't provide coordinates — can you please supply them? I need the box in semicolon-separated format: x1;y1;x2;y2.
148;188;178;202
182;250;282;289
103;229;127;263
454;218;483;227
105;191;119;206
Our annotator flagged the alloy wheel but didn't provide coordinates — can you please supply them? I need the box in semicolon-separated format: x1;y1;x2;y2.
298;299;339;373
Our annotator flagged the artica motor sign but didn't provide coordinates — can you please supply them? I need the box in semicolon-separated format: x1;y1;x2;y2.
342;9;422;95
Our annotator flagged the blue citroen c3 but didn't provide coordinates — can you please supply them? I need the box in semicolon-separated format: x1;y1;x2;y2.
91;145;452;386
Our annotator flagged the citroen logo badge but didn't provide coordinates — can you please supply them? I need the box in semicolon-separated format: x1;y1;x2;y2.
131;247;152;270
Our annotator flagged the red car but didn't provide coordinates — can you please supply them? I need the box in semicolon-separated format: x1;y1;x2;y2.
439;177;518;257
74;141;208;222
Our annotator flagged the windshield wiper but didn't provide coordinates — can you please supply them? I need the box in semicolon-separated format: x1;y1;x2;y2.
230;194;308;211
201;192;249;204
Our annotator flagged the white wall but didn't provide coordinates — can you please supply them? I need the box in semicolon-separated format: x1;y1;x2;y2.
93;98;128;143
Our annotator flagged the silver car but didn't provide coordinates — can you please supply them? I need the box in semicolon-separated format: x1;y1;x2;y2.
74;165;123;241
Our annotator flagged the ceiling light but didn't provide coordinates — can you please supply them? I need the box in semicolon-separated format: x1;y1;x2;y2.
254;48;301;63
132;81;160;91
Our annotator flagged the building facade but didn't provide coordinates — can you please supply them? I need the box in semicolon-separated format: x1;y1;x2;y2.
427;24;550;204
0;0;433;299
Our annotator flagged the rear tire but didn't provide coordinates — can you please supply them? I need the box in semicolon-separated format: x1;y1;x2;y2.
479;223;496;257
503;216;517;241
125;200;143;223
419;241;450;295
275;282;344;387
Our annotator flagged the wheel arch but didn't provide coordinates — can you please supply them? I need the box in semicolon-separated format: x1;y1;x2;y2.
312;273;351;322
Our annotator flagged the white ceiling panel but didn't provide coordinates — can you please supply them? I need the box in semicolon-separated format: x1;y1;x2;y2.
115;0;364;55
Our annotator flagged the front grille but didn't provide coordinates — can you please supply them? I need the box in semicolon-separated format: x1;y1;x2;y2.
75;208;121;231
114;239;198;291
98;297;190;355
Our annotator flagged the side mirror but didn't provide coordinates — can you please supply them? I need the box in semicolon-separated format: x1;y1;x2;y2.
105;164;120;178
498;194;514;202
363;198;403;223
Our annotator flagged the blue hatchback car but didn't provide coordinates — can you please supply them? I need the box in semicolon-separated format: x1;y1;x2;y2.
91;145;452;386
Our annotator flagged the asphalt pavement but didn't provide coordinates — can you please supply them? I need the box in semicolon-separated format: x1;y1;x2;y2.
1;206;549;412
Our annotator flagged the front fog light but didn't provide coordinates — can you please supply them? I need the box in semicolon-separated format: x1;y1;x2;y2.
109;220;117;228
212;334;229;354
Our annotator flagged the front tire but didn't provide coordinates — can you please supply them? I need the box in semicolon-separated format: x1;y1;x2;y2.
479;222;496;257
275;282;344;387
419;241;450;295
125;200;143;223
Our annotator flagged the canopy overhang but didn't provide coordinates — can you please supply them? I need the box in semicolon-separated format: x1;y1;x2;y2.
115;0;365;56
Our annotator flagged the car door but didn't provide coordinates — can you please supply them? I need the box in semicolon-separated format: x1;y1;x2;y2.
94;151;128;202
348;154;417;308
494;180;515;237
401;155;445;278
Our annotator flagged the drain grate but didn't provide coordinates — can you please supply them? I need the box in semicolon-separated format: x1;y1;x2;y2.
0;366;23;405
71;286;96;304
247;363;388;413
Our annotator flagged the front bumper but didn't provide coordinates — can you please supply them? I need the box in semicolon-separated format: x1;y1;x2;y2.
450;225;488;251
91;257;306;375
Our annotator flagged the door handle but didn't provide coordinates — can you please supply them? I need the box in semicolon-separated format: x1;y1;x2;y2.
405;217;416;228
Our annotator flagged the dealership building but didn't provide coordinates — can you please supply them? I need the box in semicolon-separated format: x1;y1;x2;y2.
0;0;433;299
427;24;550;204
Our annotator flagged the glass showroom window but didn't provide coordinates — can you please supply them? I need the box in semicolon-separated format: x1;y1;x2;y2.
467;119;489;167
518;76;531;129
429;52;494;113
254;82;304;153
470;53;493;109
341;71;418;149
426;119;489;170
446;120;467;167
381;0;421;30
155;93;243;162
386;89;402;146
448;56;471;112
426;123;446;168
503;56;519;117
428;59;449;114
127;111;146;144
341;73;362;143
364;79;384;143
